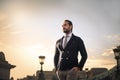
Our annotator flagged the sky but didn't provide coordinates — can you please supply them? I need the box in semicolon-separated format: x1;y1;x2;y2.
0;0;120;79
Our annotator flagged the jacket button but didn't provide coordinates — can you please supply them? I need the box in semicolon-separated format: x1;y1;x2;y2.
67;51;69;53
66;57;69;60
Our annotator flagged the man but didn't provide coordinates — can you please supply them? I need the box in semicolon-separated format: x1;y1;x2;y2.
54;20;88;80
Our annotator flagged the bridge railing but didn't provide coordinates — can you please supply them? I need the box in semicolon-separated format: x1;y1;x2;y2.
87;66;116;80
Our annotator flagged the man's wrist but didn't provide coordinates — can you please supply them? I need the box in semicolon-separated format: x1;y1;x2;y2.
77;67;80;71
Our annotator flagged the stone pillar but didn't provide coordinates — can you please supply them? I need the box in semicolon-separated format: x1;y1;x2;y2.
0;52;16;80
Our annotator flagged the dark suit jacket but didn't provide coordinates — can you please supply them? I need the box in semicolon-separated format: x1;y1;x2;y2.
54;34;87;71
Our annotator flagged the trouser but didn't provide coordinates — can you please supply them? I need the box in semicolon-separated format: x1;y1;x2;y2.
57;68;78;80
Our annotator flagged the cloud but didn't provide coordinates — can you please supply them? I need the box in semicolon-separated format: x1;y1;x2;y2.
106;34;120;41
85;46;116;69
101;61;115;66
86;56;116;69
102;49;113;56
105;34;120;46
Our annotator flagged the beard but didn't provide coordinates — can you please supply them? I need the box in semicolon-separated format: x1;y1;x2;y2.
63;28;71;34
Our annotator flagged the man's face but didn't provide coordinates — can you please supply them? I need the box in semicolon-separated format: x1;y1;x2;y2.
62;21;72;34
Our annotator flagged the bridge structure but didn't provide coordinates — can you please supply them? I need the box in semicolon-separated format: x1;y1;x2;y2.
79;46;120;80
85;66;116;80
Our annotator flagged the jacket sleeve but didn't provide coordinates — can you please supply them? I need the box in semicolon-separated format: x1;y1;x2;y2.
78;38;88;71
54;42;60;70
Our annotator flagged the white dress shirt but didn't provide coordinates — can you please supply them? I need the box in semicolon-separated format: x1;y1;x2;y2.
62;32;72;48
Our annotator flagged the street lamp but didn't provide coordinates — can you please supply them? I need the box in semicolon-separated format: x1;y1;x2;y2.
85;68;89;79
38;56;45;80
113;46;120;80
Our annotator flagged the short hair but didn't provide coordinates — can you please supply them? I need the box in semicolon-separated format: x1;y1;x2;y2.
64;20;73;31
65;20;73;26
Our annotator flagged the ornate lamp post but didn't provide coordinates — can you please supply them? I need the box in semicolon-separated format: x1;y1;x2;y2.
38;56;45;80
113;46;120;80
85;68;89;79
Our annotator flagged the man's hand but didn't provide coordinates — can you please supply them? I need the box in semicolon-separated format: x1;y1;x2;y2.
72;67;80;71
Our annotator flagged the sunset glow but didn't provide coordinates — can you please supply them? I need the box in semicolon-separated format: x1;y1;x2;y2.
0;0;120;79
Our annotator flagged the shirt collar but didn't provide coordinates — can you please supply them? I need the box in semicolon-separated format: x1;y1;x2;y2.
64;32;72;37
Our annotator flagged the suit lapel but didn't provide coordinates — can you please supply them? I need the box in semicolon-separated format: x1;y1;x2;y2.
59;37;64;51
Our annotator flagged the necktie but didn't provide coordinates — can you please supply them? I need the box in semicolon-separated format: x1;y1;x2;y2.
63;36;68;48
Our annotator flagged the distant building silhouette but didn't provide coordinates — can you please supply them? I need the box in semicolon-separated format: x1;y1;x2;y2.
89;68;108;78
0;52;16;80
36;70;57;80
19;67;117;80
